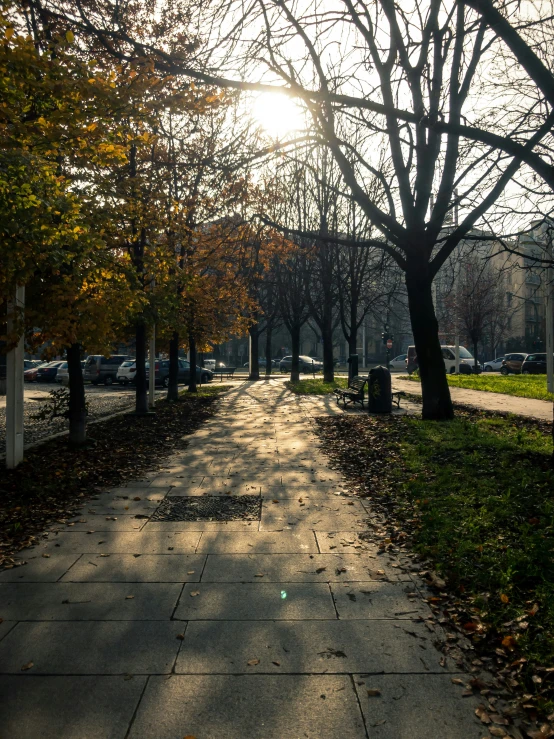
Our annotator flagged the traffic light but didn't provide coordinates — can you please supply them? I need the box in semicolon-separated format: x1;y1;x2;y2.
381;329;394;346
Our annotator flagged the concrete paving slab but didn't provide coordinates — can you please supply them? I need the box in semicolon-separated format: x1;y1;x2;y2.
34;531;201;554
330;582;429;619
201;554;407;582
148;477;205;488
316;532;386;554
280;470;344;484
354;674;484;738
142;520;260;532
61;554;206;582
76;493;166;515
0;621;182;674
0;675;146;739
264;486;348;499
199;476;281;490
175;619;449;674
196;530;318;553
52;516;147;532
0;554;80;582
260;499;368;531
0;582;183;620
129;674;367;739
174;582;336;620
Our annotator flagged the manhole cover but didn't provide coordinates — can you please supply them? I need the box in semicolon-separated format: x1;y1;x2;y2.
151;496;261;522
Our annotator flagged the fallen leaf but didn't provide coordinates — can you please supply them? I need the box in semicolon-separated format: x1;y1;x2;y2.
125;595;134;600
187;571;195;575
247;658;260;666
502;635;516;650
176;634;185;640
20;662;34;671
42;554;50;558
190;591;200;597
254;573;265;577
272;661;280;666
500;594;509;604
367;689;381;697
133;497;142;501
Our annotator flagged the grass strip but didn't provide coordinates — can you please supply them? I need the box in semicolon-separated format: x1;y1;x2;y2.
403;373;554;402
285;378;348;394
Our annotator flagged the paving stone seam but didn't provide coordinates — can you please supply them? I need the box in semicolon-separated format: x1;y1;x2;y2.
123;674;151;739
348;673;371;739
0;622;18;642
169;582;188;621
52;553;82;583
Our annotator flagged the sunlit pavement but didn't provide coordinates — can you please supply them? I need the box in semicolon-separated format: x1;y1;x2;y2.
0;380;484;738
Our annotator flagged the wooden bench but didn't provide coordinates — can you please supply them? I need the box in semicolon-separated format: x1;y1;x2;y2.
334;376;367;408
212;367;236;381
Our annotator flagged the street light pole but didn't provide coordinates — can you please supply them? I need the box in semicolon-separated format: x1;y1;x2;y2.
6;286;25;469
546;239;554;393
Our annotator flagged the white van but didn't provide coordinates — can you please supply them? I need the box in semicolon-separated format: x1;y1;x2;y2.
406;345;481;374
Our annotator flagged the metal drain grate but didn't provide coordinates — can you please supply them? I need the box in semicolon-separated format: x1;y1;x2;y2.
151;495;261;522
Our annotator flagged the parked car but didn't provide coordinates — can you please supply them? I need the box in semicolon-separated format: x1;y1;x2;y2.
243;358;279;368
23;360;36;370
279;355;324;373
116;360;137;385
389;353;407;371
521;353;552;374
405;345;480;374
36;361;65;382
24;366;39;382
83;355;130;385
121;359;213;387
55;362;69;383
483;357;505;372
500;353;527;375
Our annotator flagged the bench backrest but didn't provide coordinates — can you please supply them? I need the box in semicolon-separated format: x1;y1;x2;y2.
349;376;367;392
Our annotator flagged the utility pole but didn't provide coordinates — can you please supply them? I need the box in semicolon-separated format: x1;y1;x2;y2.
362;322;366;369
148;324;156;409
6;286;25;469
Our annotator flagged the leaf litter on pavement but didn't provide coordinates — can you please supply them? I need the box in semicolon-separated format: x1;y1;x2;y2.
0;390;226;570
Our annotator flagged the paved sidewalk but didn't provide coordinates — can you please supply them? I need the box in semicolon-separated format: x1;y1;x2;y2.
0;380;483;738
393;378;553;422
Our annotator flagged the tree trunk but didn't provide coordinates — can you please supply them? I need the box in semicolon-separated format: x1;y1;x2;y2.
135;321;149;414
66;342;87;446
290;325;301;383
405;263;454;420
265;326;273;376
167;331;179;402
188;334;198;393
322;322;334;382
249;325;260;381
473;340;479;375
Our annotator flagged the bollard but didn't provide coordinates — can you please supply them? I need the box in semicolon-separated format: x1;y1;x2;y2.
347;354;359;382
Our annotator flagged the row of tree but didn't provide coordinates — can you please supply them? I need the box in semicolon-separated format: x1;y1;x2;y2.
39;0;552;420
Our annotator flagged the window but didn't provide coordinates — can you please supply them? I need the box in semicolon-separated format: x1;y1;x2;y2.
527;355;536;362
441;348;454;360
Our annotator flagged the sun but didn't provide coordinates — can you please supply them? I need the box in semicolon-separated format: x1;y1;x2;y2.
252;93;305;139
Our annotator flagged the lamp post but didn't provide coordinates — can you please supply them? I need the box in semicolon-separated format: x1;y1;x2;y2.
6;286;25;468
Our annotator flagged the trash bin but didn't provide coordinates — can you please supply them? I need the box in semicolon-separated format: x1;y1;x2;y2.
368;365;392;413
347;354;359;381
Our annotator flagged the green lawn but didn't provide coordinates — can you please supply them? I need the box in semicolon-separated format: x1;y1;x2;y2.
404;373;554;402
285;378;348;394
317;410;554;710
